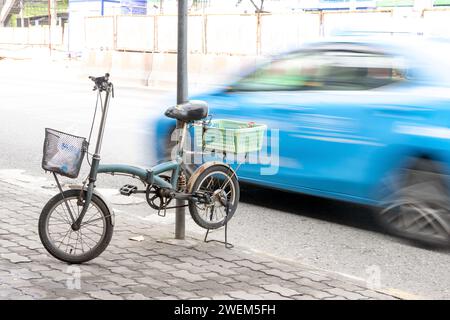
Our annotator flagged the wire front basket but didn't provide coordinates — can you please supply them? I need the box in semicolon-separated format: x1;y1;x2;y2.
42;128;88;179
195;119;267;154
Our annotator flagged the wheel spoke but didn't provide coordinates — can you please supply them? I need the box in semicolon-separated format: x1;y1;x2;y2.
81;216;107;227
54;207;71;225
56;228;72;249
65;229;74;253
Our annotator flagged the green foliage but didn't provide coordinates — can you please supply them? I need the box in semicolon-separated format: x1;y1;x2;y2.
434;0;450;5
9;14;17;27
22;0;69;18
376;0;414;7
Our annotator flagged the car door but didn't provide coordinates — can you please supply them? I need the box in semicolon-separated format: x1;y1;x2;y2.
222;47;408;200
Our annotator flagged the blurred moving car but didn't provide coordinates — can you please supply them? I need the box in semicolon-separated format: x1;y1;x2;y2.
154;35;450;246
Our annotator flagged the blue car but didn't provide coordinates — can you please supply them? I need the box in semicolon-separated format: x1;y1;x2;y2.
154;36;450;246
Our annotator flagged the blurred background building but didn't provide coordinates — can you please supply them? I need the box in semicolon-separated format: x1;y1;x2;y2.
2;0;450;27
1;0;450;59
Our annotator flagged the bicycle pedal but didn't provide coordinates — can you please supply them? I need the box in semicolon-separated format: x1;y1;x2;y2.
157;208;167;217
119;184;138;196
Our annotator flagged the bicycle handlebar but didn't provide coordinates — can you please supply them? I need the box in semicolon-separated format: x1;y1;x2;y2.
89;73;113;93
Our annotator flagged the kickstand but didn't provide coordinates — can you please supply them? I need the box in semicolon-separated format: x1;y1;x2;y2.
203;200;233;249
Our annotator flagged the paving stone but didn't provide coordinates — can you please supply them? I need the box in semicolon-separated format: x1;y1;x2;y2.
260;284;300;297
203;264;238;276
125;284;165;297
123;293;151;300
325;279;365;292
230;274;254;283
68;295;93;300
161;287;200;300
234;259;267;271
155;295;179;300
295;271;331;282
260;268;298;280
101;284;134;295
259;292;292;300
261;261;299;273
293;295;318;300
8;294;34;300
165;279;204;291
102;275;138;287
1;252;31;263
134;277;170;288
178;257;211;267
143;260;177;272
0;286;22;299
195;280;233;292
211;294;234;300
324;296;347;300
355;290;398;300
297;287;335;299
206;259;240;269
293;278;332;291
192;289;219;298
87;290;124;300
28;278;67;290
170;270;206;282
327;288;366;300
39;270;70;282
172;262;208;274
202;273;236;285
108;266;141;276
227;290;264;300
227;281;266;293
0;247;10;254
10;268;42;280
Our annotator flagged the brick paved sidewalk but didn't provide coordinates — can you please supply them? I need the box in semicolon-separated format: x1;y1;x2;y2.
0;180;399;300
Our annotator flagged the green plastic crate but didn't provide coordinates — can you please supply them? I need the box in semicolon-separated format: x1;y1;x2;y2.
195;119;267;154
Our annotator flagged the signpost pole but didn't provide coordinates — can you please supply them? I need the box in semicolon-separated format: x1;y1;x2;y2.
175;0;188;240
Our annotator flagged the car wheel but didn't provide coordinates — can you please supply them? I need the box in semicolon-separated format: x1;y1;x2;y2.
376;159;450;247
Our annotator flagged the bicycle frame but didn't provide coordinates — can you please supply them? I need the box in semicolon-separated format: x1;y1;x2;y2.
98;121;189;190
71;78;189;230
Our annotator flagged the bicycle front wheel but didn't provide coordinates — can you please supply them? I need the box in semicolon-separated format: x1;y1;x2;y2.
188;164;240;230
38;189;114;264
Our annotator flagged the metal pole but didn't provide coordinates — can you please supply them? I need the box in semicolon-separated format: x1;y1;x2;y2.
48;0;51;52
175;0;188;240
19;0;24;27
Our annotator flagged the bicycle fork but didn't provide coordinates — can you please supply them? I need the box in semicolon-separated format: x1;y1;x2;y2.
72;156;99;231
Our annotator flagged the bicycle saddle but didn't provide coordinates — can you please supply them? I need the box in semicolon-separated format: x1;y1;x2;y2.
165;100;208;122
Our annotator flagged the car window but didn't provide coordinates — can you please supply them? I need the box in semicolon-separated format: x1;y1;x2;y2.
232;50;405;92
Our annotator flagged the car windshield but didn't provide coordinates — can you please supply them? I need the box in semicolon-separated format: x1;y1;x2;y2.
232;50;406;92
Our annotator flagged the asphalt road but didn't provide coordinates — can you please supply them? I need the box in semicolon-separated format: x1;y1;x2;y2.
1;58;450;299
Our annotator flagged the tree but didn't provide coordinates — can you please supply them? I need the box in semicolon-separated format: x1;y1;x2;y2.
237;0;266;13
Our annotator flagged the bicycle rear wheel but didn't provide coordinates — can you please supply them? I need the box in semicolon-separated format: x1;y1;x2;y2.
188;164;239;230
38;189;114;264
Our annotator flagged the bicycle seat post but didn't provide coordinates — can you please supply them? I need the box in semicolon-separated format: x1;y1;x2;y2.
177;121;188;159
